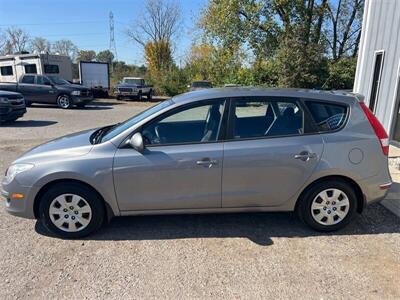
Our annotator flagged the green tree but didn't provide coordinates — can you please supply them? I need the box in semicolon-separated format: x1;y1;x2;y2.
96;50;114;64
77;50;96;61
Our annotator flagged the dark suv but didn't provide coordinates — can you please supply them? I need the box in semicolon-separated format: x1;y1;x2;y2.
0;75;93;109
0;90;26;123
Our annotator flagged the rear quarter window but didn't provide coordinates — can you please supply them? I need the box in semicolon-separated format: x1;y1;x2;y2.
305;101;348;132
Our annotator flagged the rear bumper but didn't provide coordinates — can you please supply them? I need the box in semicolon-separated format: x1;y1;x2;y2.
358;174;392;207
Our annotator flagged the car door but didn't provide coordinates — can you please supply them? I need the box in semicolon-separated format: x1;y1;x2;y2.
35;75;56;103
113;99;227;211
18;75;36;101
222;96;323;208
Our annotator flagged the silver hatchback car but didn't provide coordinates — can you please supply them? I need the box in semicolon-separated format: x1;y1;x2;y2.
2;88;392;238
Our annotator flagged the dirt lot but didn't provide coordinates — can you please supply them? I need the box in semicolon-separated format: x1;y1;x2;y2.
0;99;399;299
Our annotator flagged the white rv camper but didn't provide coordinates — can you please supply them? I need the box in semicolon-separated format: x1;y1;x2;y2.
0;53;73;83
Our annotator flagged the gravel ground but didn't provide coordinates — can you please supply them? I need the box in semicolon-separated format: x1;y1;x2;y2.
0;99;399;299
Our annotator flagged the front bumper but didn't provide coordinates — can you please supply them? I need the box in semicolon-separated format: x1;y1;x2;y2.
1;177;38;219
71;95;94;105
0;104;26;122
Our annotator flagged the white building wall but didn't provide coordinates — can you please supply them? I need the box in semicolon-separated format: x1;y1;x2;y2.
354;0;400;136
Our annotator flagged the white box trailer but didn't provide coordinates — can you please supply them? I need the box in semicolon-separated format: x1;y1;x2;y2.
0;53;72;83
78;61;110;97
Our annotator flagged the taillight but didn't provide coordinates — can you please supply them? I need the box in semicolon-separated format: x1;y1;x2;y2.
360;102;389;156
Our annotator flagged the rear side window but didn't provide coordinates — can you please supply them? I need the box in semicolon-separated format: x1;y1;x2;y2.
21;75;35;84
0;66;13;76
24;64;37;74
306;101;347;132
231;97;305;139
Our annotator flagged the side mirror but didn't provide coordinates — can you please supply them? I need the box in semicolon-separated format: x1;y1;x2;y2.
129;132;144;152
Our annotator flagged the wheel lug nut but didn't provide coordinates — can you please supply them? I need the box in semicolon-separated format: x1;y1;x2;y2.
63;209;68;212
69;206;74;210
74;211;78;215
332;201;336;205
71;216;75;220
326;201;330;205
323;207;327;210
333;207;337;211
327;210;331;214
64;214;69;218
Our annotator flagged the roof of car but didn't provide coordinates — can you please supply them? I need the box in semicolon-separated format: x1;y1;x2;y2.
172;87;363;105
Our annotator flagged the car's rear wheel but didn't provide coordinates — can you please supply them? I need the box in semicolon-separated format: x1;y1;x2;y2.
38;183;105;238
57;95;72;109
297;180;357;231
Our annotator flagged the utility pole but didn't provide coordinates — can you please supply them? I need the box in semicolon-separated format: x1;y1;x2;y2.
109;11;118;71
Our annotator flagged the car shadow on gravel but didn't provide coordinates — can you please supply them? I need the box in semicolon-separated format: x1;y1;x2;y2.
1;120;58;127
35;203;400;245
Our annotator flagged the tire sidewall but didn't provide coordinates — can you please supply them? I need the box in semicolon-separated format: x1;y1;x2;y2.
298;180;357;231
39;183;104;238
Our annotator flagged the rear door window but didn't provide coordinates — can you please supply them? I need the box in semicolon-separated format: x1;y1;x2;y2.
21;75;35;84
230;97;305;139
305;101;348;132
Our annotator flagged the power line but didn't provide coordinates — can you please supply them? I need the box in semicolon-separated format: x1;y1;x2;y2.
0;20;106;27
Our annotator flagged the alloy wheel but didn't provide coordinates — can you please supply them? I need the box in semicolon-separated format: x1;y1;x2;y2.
57;96;70;108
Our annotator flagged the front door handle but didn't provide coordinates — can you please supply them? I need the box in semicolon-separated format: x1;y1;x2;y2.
294;151;316;162
196;158;218;168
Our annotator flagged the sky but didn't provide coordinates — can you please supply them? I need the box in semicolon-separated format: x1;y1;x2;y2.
0;0;207;65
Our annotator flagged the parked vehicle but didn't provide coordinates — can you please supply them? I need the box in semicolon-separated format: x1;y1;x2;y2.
1;88;391;238
0;53;73;83
0;90;26;123
188;81;213;91
79;61;109;98
114;77;153;100
0;74;93;109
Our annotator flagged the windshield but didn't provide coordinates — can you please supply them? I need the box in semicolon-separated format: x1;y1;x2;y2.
48;76;70;85
192;81;212;88
123;79;144;85
101;100;174;142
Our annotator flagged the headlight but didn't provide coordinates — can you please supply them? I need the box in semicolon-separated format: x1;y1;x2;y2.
0;97;9;104
71;90;81;96
4;164;34;184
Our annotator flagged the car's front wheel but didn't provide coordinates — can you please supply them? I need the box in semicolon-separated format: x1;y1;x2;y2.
297;180;357;231
38;183;105;238
57;95;72;109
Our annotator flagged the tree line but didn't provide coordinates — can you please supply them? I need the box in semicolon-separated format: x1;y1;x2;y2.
0;0;364;95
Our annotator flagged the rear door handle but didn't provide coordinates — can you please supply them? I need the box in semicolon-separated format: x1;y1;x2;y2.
294;151;316;161
196;158;218;168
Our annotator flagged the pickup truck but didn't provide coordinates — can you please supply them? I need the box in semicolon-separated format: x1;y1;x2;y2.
0;74;93;109
113;77;153;100
0;90;26;123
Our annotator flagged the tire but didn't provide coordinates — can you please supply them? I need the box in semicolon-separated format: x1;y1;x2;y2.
116;95;123;100
147;90;153;100
38;183;105;239
297;179;357;232
57;94;72;109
